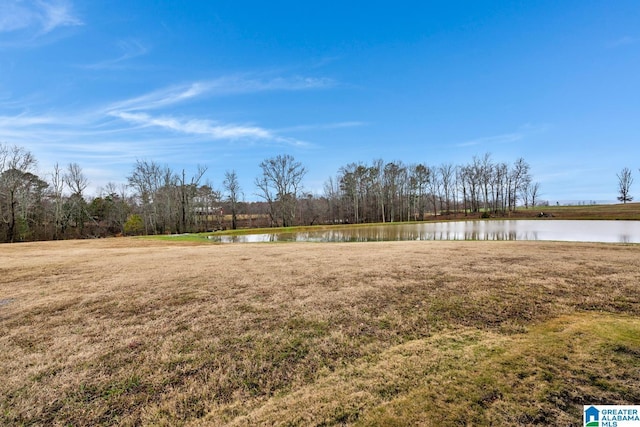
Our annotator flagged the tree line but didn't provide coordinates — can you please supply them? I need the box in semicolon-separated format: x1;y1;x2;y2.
323;154;540;224
1;142;545;243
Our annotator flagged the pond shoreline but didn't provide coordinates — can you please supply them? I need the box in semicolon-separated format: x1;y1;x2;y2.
204;219;640;244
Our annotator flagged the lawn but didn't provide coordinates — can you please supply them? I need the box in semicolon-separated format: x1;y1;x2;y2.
1;238;639;425
511;202;640;220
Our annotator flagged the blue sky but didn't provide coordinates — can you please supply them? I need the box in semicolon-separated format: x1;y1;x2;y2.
1;1;639;203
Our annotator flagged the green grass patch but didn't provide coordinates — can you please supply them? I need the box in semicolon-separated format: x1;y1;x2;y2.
226;313;640;426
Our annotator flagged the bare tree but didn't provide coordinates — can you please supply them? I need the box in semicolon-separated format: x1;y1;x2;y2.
194;182;220;231
493;162;509;214
64;163;88;197
526;182;542;208
177;165;207;233
127;160;163;234
64;163;90;235
617;167;633;204
370;159;385;223
0;144;38;242
323;175;341;223
510;158;531;212
466;157;483;213
255;154;307;227
410;163;429;220
382;161;406;222
49;163;66;239
478;153;493;213
457;165;470;216
223;170;241;229
337;162;369;223
439;163;455;214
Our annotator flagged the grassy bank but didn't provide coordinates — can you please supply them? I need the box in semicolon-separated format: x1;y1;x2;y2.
511;202;640;220
1;239;639;425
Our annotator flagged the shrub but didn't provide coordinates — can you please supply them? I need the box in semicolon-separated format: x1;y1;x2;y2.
123;214;144;235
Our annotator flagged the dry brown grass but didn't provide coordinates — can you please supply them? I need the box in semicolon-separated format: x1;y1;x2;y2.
511;202;640;220
1;238;639;426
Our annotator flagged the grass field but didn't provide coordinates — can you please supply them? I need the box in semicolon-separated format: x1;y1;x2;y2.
1;238;640;426
511;202;640;220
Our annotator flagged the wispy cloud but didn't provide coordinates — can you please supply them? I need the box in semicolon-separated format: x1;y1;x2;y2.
0;113;58;127
107;75;336;112
110;111;307;146
0;110;192;177
309;56;342;69
277;121;367;132
111;111;271;139
606;36;637;48
456;124;549;148
0;4;32;33
0;112;116;148
80;39;149;70
2;74;324;155
38;0;82;34
100;74;331;146
107;83;211;112
0;0;82;35
457;132;523;147
1;69;331;190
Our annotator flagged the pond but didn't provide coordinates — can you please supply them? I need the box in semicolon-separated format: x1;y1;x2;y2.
207;220;640;244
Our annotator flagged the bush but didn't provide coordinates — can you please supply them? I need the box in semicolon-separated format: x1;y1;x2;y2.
123;214;144;236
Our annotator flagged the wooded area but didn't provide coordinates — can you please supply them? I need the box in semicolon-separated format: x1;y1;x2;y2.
1;142;543;242
324;153;540;225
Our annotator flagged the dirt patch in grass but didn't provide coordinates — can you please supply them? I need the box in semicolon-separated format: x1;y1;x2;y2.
1;238;639;425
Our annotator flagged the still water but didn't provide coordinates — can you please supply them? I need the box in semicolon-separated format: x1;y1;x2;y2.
208;220;640;244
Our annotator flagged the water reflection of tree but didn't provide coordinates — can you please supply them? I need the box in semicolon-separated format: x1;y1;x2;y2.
620;234;632;244
210;222;634;244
